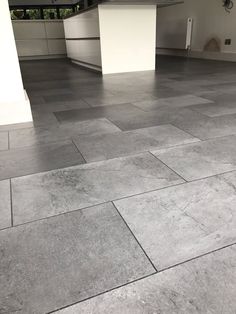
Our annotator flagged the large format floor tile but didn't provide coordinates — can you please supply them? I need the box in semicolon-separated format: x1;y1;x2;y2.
83;92;157;107
0;132;8;151
59;118;121;137
191;101;236;117
0;203;154;314
54;104;144;124
0;180;11;230
55;245;236;314
173;110;236;140
115;171;236;270
133;94;212;112
9;119;120;149
152;135;236;181
73;125;199;162
9;126;69;149
0;140;84;180
11;152;184;225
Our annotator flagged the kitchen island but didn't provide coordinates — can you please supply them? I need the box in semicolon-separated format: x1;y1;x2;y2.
64;0;183;74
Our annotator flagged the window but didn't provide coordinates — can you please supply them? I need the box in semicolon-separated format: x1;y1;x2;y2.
59;8;73;19
43;8;57;19
10;2;81;20
26;9;41;20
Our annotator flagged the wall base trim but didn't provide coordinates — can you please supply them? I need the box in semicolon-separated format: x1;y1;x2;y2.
71;59;102;72
156;48;236;62
0;90;32;126
19;55;67;61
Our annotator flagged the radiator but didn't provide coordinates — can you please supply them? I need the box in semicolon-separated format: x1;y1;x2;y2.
156;17;193;50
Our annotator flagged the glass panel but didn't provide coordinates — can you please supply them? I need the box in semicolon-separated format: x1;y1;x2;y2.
11;9;24;20
43;8;57;20
26;9;41;20
59;8;73;19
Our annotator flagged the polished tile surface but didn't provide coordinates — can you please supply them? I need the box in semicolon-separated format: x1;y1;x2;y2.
133;94;213;111
0;140;84;180
12;152;183;225
54;103;144;124
73;125;199;162
0;180;11;230
115;172;236;269
0;203;154;314
9;118;120;149
55;245;236;314
1;56;236;313
153;135;236;181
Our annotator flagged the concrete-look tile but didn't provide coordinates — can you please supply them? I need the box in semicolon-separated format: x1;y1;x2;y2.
0;203;155;314
12;152;184;225
60;118;121;137
0;140;84;180
173;111;236;140
9;119;120;149
191;102;236;117
55;245;236;314
0;132;8;151
32;111;60;128
9;126;69;149
83;92;157;107
43;93;81;103
54;104;143;124
133;95;213;112
0;180;11;230
115;172;236;269
152;135;236;181
73;125;199;162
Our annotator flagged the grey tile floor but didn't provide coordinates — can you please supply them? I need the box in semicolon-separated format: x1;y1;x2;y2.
1;56;236;313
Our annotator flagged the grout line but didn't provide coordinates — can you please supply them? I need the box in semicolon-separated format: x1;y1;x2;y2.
148;151;187;182
47;241;236;314
7;131;10;150
71;139;87;164
46;271;157;314
112;201;158;273
9;179;13;227
3;165;236;231
170;122;203;141
3;180;187;231
80;97;93;108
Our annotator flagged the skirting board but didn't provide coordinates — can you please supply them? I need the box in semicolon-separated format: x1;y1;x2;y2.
19;55;67;61
156;48;236;62
0;90;32;126
71;59;102;72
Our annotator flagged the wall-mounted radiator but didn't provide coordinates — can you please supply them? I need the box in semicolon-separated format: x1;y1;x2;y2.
156;17;193;50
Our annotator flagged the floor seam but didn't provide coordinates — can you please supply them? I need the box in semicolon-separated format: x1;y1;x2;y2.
112;201;158;273
9;179;13;227
148;151;188;182
47;241;236;314
71;139;87;164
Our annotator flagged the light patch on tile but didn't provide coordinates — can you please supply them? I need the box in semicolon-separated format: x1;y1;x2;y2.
73;125;199;162
152;135;236;181
54;245;236;314
12;152;184;225
115;172;236;269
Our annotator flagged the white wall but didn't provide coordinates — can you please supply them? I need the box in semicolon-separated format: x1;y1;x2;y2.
0;0;32;125
99;4;157;74
157;0;236;61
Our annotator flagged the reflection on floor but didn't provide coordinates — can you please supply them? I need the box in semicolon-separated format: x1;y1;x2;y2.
1;56;236;313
